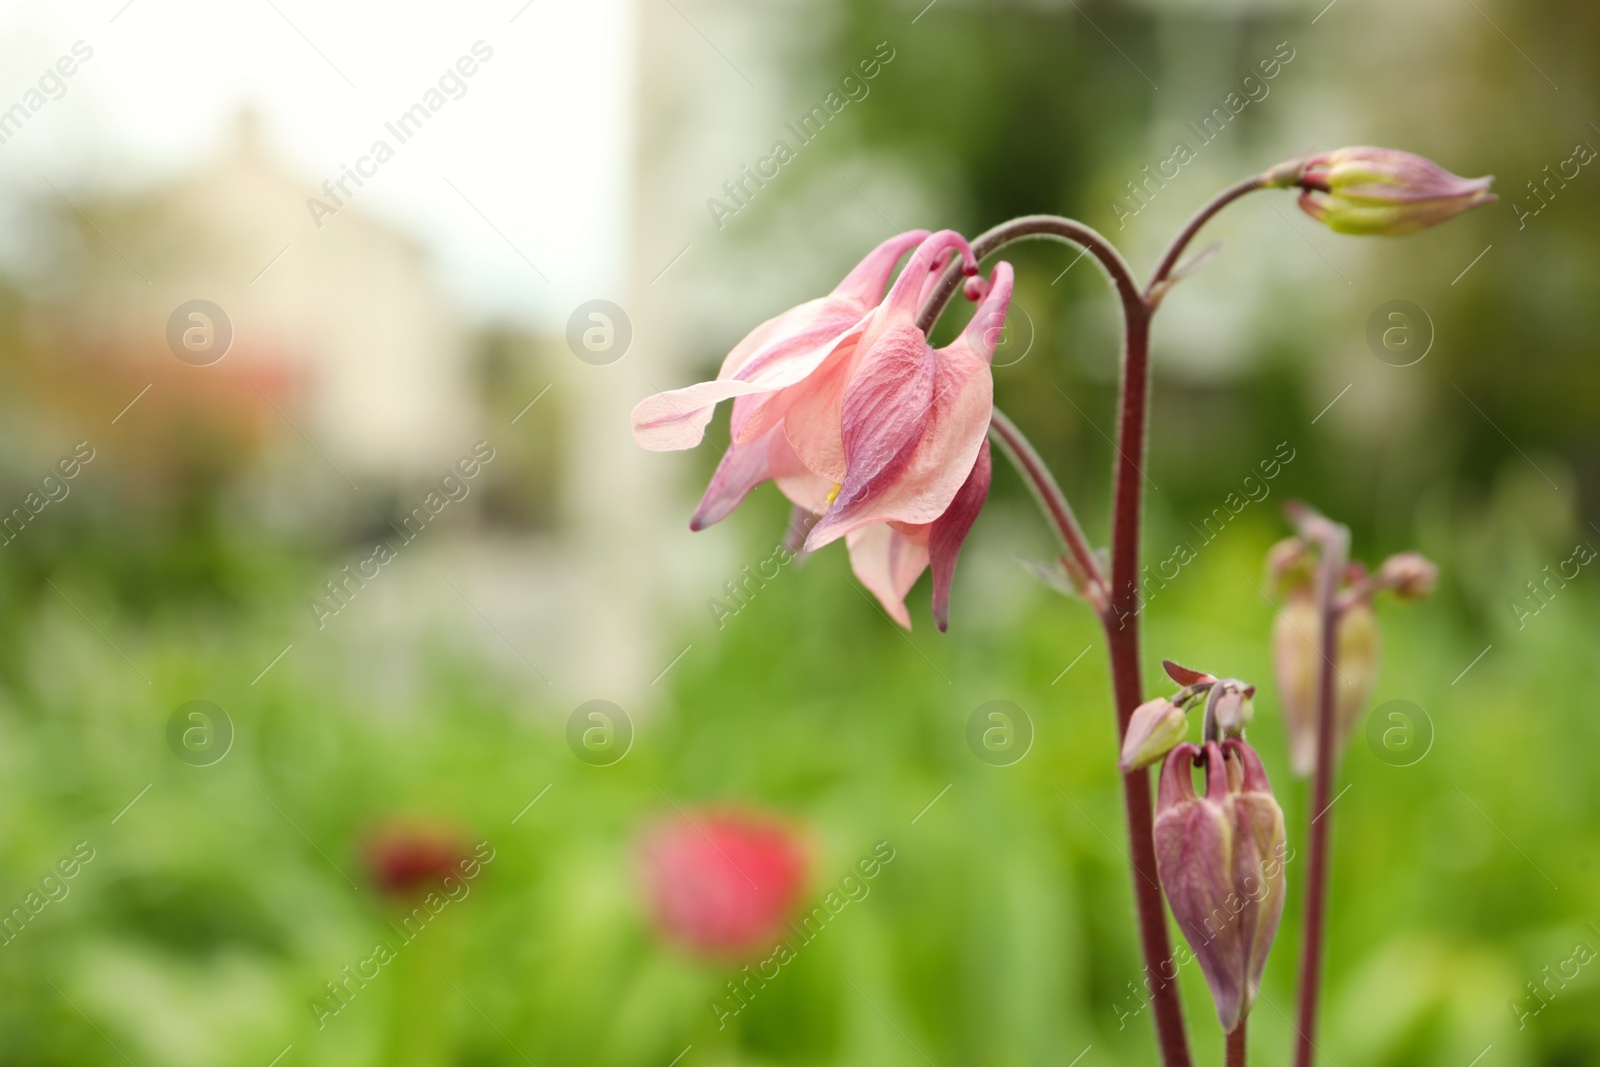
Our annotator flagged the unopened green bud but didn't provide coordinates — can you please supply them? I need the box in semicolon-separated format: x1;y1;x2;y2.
1120;698;1188;773
1272;592;1380;776
1280;147;1495;237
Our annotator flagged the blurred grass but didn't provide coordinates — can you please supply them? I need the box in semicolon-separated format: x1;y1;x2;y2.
1;495;1596;1066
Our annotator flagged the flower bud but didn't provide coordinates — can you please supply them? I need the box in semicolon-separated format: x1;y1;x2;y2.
1153;740;1287;1032
1265;537;1314;595
1119;698;1188;773
1283;147;1495;236
1376;551;1438;599
1205;679;1255;738
1272;592;1381;776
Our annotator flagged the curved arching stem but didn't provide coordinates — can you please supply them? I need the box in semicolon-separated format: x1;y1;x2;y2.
1145;176;1266;305
987;408;1105;603
916;214;1143;336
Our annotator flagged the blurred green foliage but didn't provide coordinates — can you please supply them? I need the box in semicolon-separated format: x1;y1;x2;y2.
1;495;1596;1064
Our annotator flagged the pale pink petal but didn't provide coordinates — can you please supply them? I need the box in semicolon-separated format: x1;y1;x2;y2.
637;234;935;454
927;439;991;631
689;431;775;531
876;230;977;323
845;523;930;629
776;335;862;484
803;326;991;550
713;301;811;381
948;261;1015;366
727;309;866;389
829;230;931;307
633;314;869;451
631;377;775;452
767;431;834;514
735;320;866;448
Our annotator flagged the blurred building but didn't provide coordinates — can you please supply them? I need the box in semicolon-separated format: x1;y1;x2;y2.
26;109;477;486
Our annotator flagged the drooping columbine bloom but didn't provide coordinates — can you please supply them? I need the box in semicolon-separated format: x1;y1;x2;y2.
632;230;1013;630
1154;740;1287;1033
1265;147;1495;236
639;809;808;959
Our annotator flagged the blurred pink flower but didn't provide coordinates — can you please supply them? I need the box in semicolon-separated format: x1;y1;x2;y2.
640;809;808;958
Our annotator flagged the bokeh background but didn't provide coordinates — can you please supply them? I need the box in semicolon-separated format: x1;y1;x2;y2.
0;0;1596;1064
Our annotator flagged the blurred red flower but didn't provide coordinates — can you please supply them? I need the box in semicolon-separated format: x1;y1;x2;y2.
640;809;809;958
364;822;471;899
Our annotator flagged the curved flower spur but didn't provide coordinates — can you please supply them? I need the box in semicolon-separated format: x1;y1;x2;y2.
632;230;1013;629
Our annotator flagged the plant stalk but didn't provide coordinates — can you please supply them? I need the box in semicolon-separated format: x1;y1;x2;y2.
1146;176;1266;303
1227;1019;1248;1067
1100;302;1198;1067
1286;506;1349;1067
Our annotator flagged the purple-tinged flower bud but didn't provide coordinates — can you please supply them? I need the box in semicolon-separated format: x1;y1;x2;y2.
1376;551;1438;600
1277;147;1495;236
1205;680;1255;738
1153;740;1287;1033
1120;698;1188;773
1265;537;1314;595
1272;592;1380;776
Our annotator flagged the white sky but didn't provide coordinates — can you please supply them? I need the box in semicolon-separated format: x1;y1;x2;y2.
0;0;635;330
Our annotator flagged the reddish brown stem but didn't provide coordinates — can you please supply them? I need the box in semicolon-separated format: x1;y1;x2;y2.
1101;304;1197;1067
1227;1019;1248;1067
916;214;1143;334
1146;176;1266;303
1286;506;1349;1067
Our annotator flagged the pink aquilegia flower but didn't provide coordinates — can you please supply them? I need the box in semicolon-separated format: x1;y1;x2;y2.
632;230;1014;630
639;808;809;958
